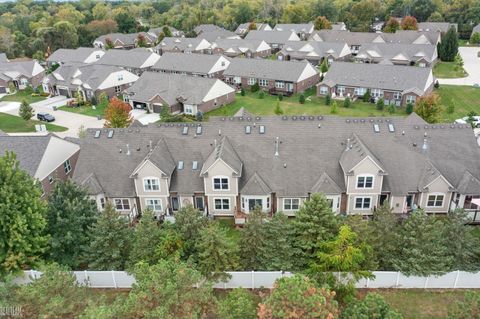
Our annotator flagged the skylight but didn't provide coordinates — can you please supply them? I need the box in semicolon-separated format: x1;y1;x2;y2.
245;126;251;134
196;126;202;135
373;124;380;133
178;161;184;170
192;161;198;170
388;123;395;132
259;125;265;134
182;126;189;135
94;130;101;138
107;130;114;138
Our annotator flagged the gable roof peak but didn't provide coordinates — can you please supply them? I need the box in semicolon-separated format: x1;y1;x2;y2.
311;172;343;194
241;171;272;195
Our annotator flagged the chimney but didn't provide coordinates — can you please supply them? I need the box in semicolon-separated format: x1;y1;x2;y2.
126;144;131;155
274;137;279;157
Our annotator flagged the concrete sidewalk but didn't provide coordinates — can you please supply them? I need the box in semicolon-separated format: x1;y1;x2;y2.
437;47;480;86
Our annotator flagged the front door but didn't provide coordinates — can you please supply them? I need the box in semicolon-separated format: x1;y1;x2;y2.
286;83;294;92
380;194;389;206
195;196;204;211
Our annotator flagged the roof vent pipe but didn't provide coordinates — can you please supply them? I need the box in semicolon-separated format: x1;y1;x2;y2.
214;139;217;148
126;144;131;156
218;129;222;136
274;137;279;157
346;138;351;151
422;138;428;151
149;140;152;149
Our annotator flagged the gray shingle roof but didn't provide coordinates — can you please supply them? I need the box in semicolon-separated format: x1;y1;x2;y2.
211;38;268;54
224;58;317;82
418;22;457;33
274;23;314;34
95;32;156;47
0;53;8;63
95;48;159;69
74;115;480;197
311;172;343;194
241;172;272;195
356;42;437;63
321;62;433;93
156;37;210;52
280;41;350;59
124;71;232;105
473;24;480;34
311;30;440;45
47;48;102;64
0;60;41;79
0;135;51;176
194;24;226;34
245;30;300;43
235;23;271;34
152;52;227;74
197;30;239;42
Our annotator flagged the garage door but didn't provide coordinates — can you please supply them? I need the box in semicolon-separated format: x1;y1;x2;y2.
0;87;6;94
57;88;69;97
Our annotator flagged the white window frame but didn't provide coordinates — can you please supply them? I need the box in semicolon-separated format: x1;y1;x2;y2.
248;78;257;85
115;85;121;93
356;174;374;189
20;78;28;86
426;193;445;208
283;198;300;210
371;89;384;98
406;95;416;104
275;81;285;89
233;76;241;84
393;92;401;100
354;87;366;96
117;74;124;81
319;86;328;95
214;198;230;210
184;105;194;114
337;86;345;96
63;159;72;174
212;176;229;191
146;198;163;212
259;79;268;87
143;177;160;192
354;196;372;210
114;198;131;211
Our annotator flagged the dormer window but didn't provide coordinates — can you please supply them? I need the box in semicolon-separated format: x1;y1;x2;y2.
144;177;160;191
357;175;373;189
213;176;229;190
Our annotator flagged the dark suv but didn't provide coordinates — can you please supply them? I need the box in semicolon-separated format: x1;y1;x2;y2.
37;112;55;122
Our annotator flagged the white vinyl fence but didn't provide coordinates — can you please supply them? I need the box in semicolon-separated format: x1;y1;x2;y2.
14;270;480;289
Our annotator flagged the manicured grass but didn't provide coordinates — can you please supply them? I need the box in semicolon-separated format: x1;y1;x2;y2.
217;218;242;245
433;61;468;78
357;289;473;319
0;91;46;104
206;89;402;119
58;103;107;117
0;113;67;133
436;85;480;122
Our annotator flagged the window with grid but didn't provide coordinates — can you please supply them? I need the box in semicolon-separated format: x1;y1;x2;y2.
355;197;371;209
284;198;300;210
146;199;162;212
213;177;229;190
427;194;444;207
214;198;230;210
115;198;130;210
357;175;373;188
259;79;268;87
144;178;160;191
63;160;72;174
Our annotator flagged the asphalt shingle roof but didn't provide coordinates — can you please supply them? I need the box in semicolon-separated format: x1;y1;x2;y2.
152;52;227;74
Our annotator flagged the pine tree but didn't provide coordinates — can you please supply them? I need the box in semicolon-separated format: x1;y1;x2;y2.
85;202;132;270
392;209;452;276
438;26;458;62
18;99;34;121
376;98;384;111
259;212;295;271
341;293;403;319
195;222;239;280
343;96;350;108
127;210;163;268
369;205;401;270
292;193;340;269
217;288;258;319
0;151;48;275
320;58;329;74
46;180;98;268
442;209;480;271
239;208;265;270
173;205;208;257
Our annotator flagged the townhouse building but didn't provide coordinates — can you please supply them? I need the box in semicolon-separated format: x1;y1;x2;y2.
277;41;352;65
317;62;434;106
0;59;45;93
73;113;480;223
95;48;161;75
46;47;105;67
151;52;230;78
223;59;319;95
155;37;212;55
273;23;315;40
245;30;300;51
94;32;157;49
208;39;272;58
354;42;438;67
235;22;272;36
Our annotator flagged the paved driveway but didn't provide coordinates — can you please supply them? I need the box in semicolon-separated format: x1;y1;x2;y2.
0;97;104;138
437;47;480;86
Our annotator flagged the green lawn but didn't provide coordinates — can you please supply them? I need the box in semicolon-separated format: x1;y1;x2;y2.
0;91;47;104
358;289;473;319
217;218;242;245
0;113;67;133
206;89;401;119
58;103;107;117
436;85;480;121
433;61;468;78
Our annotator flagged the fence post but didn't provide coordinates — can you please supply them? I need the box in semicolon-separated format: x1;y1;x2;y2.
395;272;400;288
424;277;429;289
453;270;460;288
251;271;255;289
84;270;88;287
111;270;117;289
366;277;370;288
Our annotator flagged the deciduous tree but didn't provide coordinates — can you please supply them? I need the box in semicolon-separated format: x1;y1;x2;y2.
314;16;332;30
414;93;442;123
46;180;98;268
401;16;418;30
104;97;133;128
0;151;48;275
384;17;400;33
341;293;404;318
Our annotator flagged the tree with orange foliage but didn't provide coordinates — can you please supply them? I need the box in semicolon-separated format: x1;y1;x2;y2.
384;17;400;33
414;93;441;123
258;274;339;319
401;16;418;30
314;16;332;30
104;97;133;128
